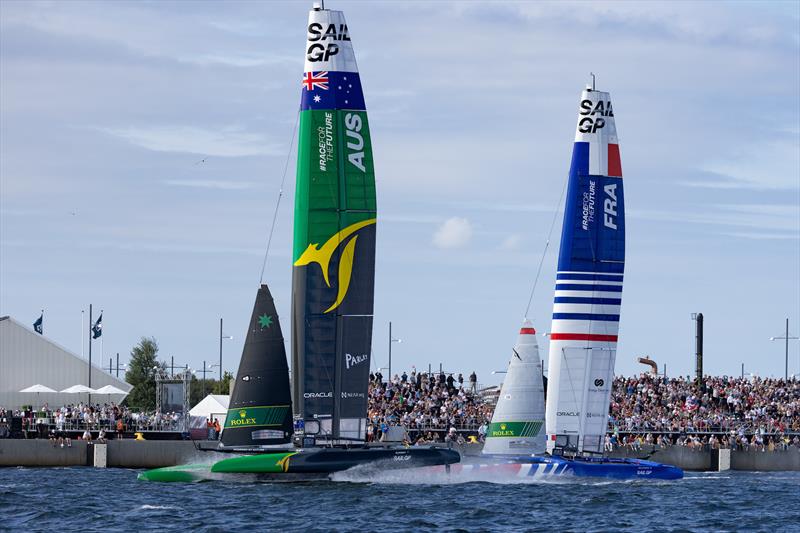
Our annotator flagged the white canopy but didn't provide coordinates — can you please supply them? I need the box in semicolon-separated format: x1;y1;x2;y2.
19;384;57;393
94;385;128;395
61;384;96;393
189;394;229;427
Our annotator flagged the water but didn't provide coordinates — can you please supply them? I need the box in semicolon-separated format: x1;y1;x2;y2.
1;467;799;532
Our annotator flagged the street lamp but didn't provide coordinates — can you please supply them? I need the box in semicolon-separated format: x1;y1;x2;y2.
195;362;219;398
388;321;402;381
219;318;234;393
769;317;799;380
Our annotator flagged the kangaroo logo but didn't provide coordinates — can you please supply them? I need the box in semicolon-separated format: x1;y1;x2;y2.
294;218;376;313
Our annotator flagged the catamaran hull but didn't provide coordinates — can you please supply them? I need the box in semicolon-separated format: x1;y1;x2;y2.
138;447;460;482
424;456;682;481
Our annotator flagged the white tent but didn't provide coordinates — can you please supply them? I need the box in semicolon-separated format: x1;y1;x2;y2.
20;384;57;393
61;385;96;394
189;394;229;427
19;384;57;409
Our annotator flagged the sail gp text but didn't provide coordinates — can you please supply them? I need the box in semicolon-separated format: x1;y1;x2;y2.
307;22;350;63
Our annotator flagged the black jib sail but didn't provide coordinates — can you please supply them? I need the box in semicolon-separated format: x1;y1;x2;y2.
221;284;293;447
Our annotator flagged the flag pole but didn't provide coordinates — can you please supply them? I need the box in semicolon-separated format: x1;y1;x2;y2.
88;304;92;405
41;309;44;335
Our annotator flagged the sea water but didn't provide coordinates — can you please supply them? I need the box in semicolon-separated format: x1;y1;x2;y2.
1;467;798;532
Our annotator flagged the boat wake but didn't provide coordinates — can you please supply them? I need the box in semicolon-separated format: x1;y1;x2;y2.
329;459;635;486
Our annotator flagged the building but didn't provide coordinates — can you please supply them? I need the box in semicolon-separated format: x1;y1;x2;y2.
0;316;132;410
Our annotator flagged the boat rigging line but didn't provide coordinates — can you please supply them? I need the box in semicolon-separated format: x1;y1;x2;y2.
523;173;569;318
259;109;300;285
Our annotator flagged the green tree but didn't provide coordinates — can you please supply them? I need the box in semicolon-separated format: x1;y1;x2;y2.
217;371;234;395
124;337;163;411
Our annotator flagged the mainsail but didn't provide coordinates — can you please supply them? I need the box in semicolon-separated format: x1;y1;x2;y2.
483;320;546;456
545;86;624;454
291;5;376;442
222;284;293;447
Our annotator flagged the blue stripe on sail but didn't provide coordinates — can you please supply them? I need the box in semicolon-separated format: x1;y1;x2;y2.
557;273;624;282
552;313;620;322
554;297;622;305
555;284;623;292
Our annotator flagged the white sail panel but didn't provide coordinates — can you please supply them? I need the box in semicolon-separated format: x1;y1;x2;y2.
483;320;546;456
304;8;359;73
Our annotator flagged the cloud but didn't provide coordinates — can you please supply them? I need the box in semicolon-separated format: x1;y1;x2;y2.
432;217;473;249
99;126;282;157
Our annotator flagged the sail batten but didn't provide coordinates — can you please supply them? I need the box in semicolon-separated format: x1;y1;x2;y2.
545;87;625;454
292;7;376;442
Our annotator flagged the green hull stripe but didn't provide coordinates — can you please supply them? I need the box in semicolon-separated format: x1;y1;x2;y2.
211;452;296;474
486;421;544;438
223;405;290;429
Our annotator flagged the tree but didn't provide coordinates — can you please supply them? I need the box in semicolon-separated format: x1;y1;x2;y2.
124;337;163;411
217;371;234;395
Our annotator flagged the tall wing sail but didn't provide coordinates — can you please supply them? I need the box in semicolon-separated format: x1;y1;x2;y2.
291;6;376;442
545;87;624;454
222;284;293;447
483;320;546;456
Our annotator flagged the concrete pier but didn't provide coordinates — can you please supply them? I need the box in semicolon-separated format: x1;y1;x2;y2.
1;440;798;471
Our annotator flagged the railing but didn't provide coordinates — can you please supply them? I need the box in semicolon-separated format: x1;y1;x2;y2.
12;415;186;433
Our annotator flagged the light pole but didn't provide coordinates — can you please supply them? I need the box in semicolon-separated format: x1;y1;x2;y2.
219;318;233;393
196;362;219;398
770;317;799;380
388;321;402;381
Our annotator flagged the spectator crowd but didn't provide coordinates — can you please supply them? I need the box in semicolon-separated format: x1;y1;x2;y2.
0;402;185;440
609;374;800;435
3;371;799;451
366;369;490;444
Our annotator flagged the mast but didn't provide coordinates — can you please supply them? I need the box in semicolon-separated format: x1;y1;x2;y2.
292;4;377;443
545;83;624;455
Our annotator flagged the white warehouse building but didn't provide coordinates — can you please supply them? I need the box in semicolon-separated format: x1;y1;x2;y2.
0;316;132;410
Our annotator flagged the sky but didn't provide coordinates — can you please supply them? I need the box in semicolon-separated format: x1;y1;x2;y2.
1;0;799;387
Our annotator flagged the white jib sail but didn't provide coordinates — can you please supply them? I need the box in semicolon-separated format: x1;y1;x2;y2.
483;320;546;456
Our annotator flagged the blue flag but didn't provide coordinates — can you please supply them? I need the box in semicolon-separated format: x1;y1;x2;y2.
33;313;43;335
92;313;103;339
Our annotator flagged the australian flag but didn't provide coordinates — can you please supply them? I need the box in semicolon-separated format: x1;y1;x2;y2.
33;312;43;335
300;71;365;111
91;313;103;339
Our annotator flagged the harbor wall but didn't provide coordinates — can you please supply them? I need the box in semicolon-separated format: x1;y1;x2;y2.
730;448;800;471
1;440;798;471
609;446;714;471
0;439;90;467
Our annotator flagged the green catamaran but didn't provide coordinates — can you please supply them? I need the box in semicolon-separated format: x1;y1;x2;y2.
139;3;458;482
